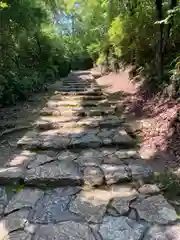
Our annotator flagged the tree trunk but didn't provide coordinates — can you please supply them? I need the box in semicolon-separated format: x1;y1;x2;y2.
163;0;177;52
155;0;164;81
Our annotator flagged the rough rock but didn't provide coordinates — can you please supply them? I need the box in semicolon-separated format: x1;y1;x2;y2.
83;166;104;186
99;216;146;240
69;190;109;223
42;134;70;149
57;151;77;161
0;187;7;216
30;187;80;223
138;184;160;195
115;149;139;159
33;221;96;240
25;160;82;186
27;154;55;169
103;155;124;165
3;230;32;240
132;195;177;224
0;167;24;184
0;209;29;239
144;224;180;240
126;159;153;180
71;134;102;148
113;130;134;145
101;164;129;184
75;149;103;167
108;187;138;216
5;189;43;214
17;131;40;147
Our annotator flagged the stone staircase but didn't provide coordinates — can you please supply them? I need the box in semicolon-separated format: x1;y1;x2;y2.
0;71;179;240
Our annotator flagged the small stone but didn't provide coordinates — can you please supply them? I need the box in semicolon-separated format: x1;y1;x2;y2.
133;195;177;224
115;149;139;159
113;130;133;145
101;164;129;185
83;166;104;186
138;184;160;195
103;138;112;145
69;190;108;223
128;209;137;220
5;189;43;214
34;221;96;240
72;134;102;148
75;149;103;167
3;230;32;240
25;160;82;186
24;223;38;234
99;216;145;240
126;159;153;180
30;187;80;223
108;189;137;216
0;209;29;239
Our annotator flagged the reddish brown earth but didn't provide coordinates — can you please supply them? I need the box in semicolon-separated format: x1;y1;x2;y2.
96;68;180;172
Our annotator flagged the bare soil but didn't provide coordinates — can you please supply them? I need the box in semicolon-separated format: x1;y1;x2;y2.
96;67;180;172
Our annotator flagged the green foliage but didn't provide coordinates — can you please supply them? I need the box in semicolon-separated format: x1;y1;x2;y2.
0;0;70;105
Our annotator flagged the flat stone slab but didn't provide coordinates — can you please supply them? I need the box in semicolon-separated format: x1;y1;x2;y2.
69;189;109;223
99;216;146;240
30;187;81;223
34;221;96;240
25;160;83;186
0;167;24;184
0;209;30;239
5;188;43;214
101;164;129;184
144;224;180;240
132;194;177;224
17;127;135;150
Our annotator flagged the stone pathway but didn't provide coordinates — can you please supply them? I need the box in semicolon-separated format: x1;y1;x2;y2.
0;71;179;240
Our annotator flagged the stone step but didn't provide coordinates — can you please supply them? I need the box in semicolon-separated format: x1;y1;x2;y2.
40;106;116;117
3;148;152;186
17;127;136;150
61;83;97;87
58;87;101;92
55;90;103;96
46;99;120;108
0;182;177;240
34;116;125;130
51;94;106;101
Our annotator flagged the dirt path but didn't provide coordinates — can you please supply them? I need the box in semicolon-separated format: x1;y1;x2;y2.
96;69;180;172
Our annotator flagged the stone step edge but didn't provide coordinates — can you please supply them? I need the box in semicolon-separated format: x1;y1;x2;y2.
46;100;122;107
54;91;104;96
0;165;153;187
18;140;137;151
34;118;125;130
